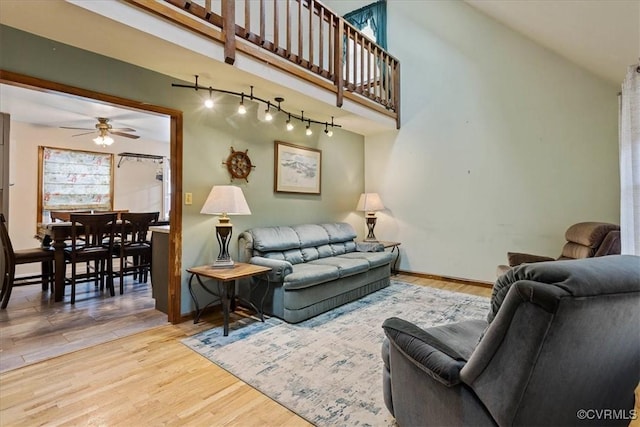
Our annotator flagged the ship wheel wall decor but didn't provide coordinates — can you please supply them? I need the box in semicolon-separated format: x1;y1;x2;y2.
223;147;255;182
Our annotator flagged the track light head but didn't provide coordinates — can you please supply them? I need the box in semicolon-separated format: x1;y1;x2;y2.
204;98;214;109
238;94;247;114
264;102;273;121
306;123;313;136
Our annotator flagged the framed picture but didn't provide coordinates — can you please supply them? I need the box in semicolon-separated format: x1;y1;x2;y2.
274;141;322;194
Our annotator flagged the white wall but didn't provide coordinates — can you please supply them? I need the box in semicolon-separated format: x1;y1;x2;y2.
327;0;621;282
8;121;168;251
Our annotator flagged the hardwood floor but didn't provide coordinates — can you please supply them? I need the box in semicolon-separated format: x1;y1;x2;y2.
0;273;492;426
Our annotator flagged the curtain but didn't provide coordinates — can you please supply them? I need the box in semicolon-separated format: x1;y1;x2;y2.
619;64;640;255
344;0;387;50
42;147;113;211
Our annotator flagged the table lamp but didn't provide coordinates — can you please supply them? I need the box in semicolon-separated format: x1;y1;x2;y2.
356;192;384;242
200;185;251;268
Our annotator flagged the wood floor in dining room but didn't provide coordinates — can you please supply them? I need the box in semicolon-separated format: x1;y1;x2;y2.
0;273;491;426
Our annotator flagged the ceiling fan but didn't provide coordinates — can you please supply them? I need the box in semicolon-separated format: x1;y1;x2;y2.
60;117;139;146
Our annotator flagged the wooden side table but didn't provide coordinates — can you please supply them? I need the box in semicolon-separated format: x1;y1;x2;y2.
187;263;271;336
378;241;401;274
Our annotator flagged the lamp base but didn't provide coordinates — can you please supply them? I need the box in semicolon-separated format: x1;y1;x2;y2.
364;214;378;242
212;258;235;269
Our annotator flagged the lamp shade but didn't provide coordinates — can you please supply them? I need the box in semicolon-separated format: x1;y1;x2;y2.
200;185;251;216
356;193;384;212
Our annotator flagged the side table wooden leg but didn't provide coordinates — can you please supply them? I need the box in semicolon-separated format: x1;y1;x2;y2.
188;273;202;324
221;280;233;336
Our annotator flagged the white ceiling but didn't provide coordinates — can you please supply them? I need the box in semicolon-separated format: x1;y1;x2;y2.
0;0;638;141
464;0;639;85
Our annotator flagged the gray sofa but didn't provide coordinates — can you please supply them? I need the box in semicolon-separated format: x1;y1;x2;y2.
382;255;640;426
238;222;393;323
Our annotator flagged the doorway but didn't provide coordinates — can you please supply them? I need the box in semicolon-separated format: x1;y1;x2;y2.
0;70;182;323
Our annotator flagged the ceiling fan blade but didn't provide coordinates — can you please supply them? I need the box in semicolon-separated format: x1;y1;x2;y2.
60;126;94;130
110;127;136;132
111;131;140;139
72;131;97;137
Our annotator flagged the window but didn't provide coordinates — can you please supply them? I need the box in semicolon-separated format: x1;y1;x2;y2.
38;146;113;221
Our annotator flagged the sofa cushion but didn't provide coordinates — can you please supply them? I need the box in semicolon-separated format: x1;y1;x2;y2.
320;223;357;242
340;251;393;268
284;263;340;290
309;257;369;278
252;226;301;252
292;224;331;247
260;248;305;264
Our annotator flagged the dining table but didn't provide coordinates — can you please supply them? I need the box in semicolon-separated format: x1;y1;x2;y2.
37;220;169;302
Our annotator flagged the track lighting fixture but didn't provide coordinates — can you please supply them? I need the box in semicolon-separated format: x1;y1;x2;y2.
324;123;333;137
238;93;247;115
204;87;214;108
173;76;340;134
264;102;273;121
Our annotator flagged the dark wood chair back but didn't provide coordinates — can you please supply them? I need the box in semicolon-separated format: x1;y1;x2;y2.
120;212;159;245
69;213;118;253
117;212;159;292
66;213;117;303
50;210;91;222
0;213;55;308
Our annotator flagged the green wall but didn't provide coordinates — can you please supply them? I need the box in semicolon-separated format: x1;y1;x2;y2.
0;25;366;314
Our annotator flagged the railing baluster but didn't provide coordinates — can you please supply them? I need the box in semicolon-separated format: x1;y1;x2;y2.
244;0;250;37
328;14;333;78
360;37;366;93
373;45;378;101
298;0;302;62
286;0;291;55
259;0;265;43
319;6;324;73
345;26;350;90
273;0;279;52
385;55;390;106
308;0;314;69
367;41;372;98
335;16;344;107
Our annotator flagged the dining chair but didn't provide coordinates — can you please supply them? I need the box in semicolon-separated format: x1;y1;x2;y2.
50;210;91;222
117;212;159;294
0;213;55;309
64;212;117;304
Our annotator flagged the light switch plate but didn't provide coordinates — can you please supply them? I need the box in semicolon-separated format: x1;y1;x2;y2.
185;192;192;205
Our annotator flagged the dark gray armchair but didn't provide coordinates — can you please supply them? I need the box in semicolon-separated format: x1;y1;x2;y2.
382;255;640;426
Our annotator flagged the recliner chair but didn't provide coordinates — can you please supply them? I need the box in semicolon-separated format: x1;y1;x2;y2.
497;221;620;276
382;255;640;426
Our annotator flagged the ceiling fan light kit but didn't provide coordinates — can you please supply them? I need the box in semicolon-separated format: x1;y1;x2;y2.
93;134;114;147
60;117;140;146
172;75;339;137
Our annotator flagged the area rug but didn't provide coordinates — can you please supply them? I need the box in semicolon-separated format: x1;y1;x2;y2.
182;281;490;426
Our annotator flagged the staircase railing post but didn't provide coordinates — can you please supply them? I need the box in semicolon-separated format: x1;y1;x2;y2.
222;0;236;64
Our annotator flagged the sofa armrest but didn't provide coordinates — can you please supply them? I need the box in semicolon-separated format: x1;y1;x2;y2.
507;251;555;267
382;317;468;387
249;256;293;282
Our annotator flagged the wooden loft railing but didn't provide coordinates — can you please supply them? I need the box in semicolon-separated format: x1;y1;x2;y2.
126;0;401;128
